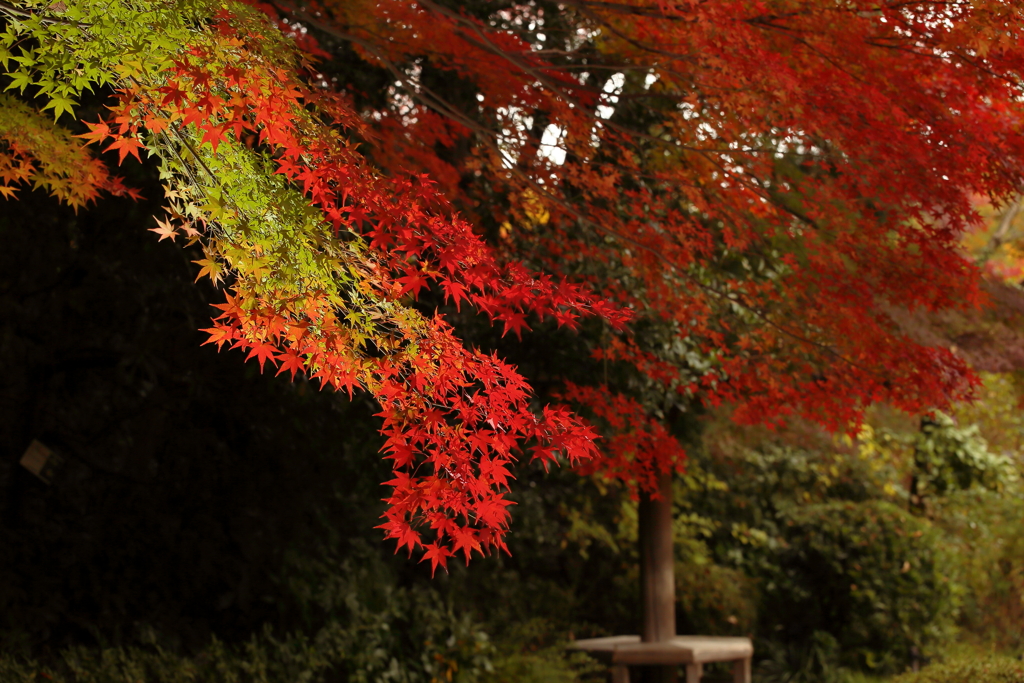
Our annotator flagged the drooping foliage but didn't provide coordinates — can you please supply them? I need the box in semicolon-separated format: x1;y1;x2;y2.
0;93;137;206
3;0;1024;568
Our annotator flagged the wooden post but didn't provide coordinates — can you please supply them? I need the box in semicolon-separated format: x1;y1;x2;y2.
732;657;752;683
638;471;677;683
639;471;676;642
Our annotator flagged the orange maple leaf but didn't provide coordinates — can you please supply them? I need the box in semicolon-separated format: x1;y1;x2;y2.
148;216;178;242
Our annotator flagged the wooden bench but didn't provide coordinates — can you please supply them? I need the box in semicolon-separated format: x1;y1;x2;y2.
569;635;753;683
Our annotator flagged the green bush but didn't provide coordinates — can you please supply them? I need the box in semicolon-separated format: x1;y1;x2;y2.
0;546;497;683
676;560;758;636
0;623;604;683
0;637;316;683
756;630;845;683
763;500;959;675
890;655;1024;683
472;618;603;683
0;619;493;683
481;647;601;683
936;489;1024;651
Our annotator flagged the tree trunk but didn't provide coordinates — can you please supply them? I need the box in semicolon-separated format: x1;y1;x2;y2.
639;471;677;682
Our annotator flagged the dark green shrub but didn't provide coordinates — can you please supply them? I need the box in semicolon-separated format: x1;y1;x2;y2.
763;500;958;675
0;544;496;683
479;620;603;683
0;614;493;683
755;630;844;683
675;561;758;636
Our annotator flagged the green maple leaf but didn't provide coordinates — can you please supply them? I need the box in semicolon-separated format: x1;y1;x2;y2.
5;70;32;93
202;192;228;221
42;94;76;120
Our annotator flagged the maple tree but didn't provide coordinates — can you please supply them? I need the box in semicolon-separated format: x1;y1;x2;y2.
2;0;1024;574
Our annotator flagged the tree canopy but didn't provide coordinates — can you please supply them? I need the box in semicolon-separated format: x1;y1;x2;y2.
2;0;1023;572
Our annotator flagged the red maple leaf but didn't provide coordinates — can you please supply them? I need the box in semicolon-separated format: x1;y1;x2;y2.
419;542;453;577
274;348;306;379
245;341;278;372
103;136;145;164
74;120;112;146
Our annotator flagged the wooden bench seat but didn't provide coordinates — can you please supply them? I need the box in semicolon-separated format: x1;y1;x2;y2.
569;635;753;683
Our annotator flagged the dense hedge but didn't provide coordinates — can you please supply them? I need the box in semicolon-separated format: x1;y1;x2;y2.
770;500;959;672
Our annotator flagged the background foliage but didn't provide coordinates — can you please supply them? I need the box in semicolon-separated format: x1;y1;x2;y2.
3;176;1024;679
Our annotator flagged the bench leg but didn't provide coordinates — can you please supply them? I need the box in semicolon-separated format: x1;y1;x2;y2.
732;657;751;683
685;662;703;683
611;664;630;683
